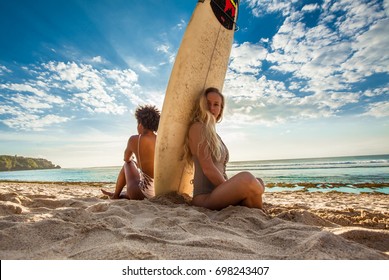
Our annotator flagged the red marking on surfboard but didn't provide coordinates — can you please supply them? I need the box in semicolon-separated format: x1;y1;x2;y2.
210;0;239;30
224;0;236;18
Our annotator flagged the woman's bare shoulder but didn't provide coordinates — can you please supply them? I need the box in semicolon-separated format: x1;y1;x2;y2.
128;134;139;143
189;122;203;132
188;122;204;143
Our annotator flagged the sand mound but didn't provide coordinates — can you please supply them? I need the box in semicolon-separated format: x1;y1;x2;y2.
0;182;387;259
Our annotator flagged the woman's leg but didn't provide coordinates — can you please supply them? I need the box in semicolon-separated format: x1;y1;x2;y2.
101;166;126;199
123;161;145;200
192;172;264;210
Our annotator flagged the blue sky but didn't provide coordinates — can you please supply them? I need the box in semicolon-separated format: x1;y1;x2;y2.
0;0;388;168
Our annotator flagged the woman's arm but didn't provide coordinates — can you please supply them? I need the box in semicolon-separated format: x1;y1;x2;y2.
189;123;226;187
123;135;136;162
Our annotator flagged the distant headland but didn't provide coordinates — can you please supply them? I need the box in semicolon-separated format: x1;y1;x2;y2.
0;155;61;172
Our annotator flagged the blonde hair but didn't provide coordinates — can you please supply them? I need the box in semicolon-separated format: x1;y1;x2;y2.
184;87;225;163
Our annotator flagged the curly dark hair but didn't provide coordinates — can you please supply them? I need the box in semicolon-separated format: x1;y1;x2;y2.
135;105;160;132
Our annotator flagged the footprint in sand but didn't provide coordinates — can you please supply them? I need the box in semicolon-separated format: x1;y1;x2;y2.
0;201;23;215
86;202;110;213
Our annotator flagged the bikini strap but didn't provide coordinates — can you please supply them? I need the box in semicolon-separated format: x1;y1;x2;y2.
137;134;142;170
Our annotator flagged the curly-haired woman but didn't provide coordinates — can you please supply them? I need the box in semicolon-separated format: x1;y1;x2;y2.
101;105;160;199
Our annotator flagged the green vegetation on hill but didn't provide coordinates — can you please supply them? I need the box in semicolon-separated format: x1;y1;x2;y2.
0;155;61;171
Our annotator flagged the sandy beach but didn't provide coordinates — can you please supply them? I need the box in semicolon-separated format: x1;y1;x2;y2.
0;181;388;260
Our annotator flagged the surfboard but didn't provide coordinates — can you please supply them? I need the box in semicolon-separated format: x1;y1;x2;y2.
154;0;240;196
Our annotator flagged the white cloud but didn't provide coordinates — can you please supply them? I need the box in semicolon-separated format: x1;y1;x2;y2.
103;68;138;84
225;40;361;125
227;0;389;127
91;56;103;63
102;68;142;105
156;44;170;54
302;4;320;12
0;83;46;97
0;82;65;113
229;42;268;74
364;86;389;97
72;88;127;115
9;94;53;111
1;112;70;131
44;61;84;82
0;105;20;115
332;0;386;37
0;99;70;131
155;43;176;64
223;71;337;126
385;0;389;16
0;60;146;131
0;65;12;75
138;64;154;73
41;61;141;112
341;17;389;80
175;19;186;30
245;0;299;17
363;101;389;117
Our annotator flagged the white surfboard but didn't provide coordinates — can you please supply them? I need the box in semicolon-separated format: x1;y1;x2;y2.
154;0;239;196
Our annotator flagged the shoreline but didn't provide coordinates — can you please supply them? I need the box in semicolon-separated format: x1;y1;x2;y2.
1;179;388;190
0;181;388;259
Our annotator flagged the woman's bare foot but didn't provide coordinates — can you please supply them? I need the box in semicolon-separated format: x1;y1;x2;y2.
256;177;265;192
101;189;117;199
256;178;267;213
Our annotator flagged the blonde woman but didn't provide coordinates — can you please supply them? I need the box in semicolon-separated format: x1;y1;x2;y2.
186;87;265;210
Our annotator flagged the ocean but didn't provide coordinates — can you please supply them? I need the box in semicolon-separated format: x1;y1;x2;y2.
1;154;388;194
